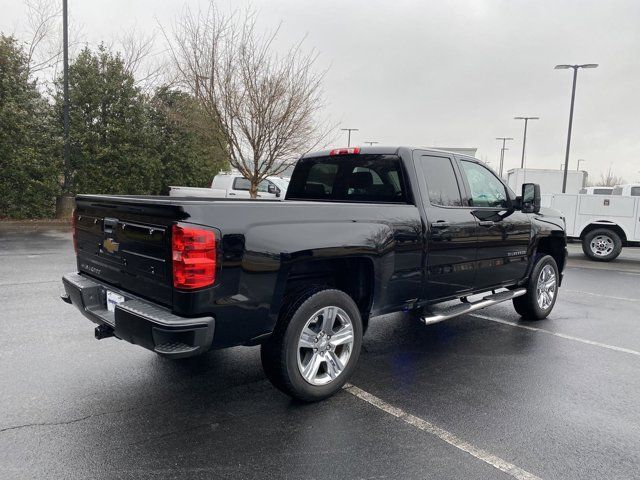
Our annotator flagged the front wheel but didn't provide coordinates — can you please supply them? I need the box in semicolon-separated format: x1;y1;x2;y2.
261;287;363;402
513;254;559;320
582;228;622;262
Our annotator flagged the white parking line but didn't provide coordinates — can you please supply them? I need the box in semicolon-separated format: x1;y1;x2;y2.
471;314;640;357
344;384;542;480
563;289;640;302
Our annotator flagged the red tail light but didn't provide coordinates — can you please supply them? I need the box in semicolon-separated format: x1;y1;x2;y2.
329;147;360;156
71;209;78;253
172;225;216;290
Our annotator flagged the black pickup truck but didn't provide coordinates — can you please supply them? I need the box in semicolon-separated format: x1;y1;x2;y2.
62;146;567;401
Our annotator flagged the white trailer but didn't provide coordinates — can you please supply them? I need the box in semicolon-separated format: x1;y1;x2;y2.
542;193;640;261
507;168;587;195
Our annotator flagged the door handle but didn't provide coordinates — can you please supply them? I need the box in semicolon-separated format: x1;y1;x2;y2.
478;220;495;227
431;221;450;228
228;192;236;196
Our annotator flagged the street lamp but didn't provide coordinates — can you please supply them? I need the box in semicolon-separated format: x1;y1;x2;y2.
496;137;513;177
514;117;539;169
577;159;586;171
555;63;598;192
341;128;359;147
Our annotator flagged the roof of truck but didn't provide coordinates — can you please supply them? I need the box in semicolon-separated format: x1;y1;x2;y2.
301;146;480;160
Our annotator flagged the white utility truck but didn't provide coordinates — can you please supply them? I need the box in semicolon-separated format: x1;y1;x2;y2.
542;193;640;261
169;172;289;199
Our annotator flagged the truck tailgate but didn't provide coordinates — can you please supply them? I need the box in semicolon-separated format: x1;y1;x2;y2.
74;197;178;307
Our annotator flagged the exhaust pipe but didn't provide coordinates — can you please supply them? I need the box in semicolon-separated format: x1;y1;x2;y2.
95;324;115;340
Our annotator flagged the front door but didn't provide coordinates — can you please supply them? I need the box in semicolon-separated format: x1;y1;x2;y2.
413;152;477;301
457;158;530;288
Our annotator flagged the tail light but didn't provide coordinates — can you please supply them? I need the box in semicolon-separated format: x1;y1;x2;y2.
172;225;216;290
71;209;78;253
329;147;360;156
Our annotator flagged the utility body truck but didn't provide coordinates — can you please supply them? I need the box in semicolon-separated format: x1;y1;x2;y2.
62;146;566;401
542;193;640;261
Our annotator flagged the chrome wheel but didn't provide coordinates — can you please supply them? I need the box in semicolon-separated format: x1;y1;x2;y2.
590;234;614;257
297;306;354;386
536;264;556;310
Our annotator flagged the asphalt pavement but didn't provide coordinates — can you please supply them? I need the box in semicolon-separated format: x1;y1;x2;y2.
1;227;639;479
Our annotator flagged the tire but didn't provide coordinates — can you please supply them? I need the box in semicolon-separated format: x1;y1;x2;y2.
513;254;559;320
261;287;363;402
581;228;622;262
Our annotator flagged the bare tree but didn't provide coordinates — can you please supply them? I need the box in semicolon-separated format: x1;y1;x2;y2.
165;4;332;198
598;165;625;187
24;0;62;78
118;27;169;92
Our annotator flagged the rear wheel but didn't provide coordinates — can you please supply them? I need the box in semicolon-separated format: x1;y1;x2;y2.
582;228;622;262
513;254;559;320
261;287;363;402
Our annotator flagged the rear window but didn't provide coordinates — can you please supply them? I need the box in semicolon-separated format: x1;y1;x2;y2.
286;155;408;203
593;188;612;195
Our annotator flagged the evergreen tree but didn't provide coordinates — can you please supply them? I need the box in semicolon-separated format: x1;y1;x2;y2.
150;87;228;194
0;35;60;218
57;44;161;195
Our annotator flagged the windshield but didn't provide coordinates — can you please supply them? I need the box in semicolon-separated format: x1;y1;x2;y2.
286;155;408;203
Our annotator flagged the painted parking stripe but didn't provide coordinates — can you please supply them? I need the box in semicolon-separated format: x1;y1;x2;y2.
344;384;542;480
472;314;640;357
563;289;640;303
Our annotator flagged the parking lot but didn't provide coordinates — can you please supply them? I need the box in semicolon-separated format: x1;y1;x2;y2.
1;227;639;480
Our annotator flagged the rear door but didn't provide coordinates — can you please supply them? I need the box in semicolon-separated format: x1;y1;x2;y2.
456;158;530;288
412;152;477;301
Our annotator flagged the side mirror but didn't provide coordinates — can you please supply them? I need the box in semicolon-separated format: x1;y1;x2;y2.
521;183;541;213
268;184;280;197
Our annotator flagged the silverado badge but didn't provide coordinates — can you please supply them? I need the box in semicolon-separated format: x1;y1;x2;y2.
103;238;119;254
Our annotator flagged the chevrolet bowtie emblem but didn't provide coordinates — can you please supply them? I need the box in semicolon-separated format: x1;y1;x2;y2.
103;237;119;254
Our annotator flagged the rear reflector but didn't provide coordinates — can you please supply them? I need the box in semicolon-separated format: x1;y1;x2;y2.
172;225;216;290
329;147;360;156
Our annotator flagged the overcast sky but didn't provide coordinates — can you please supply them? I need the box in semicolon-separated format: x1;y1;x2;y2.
3;0;640;183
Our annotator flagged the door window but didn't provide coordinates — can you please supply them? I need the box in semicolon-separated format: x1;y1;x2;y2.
460;160;509;208
416;155;463;207
232;177;271;192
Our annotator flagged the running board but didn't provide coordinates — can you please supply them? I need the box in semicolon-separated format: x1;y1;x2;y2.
420;288;526;325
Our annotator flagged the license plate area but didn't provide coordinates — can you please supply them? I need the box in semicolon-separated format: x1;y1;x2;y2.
106;290;125;312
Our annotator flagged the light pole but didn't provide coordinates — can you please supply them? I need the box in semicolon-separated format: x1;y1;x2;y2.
555;63;598;193
341;128;359;147
514;117;539;169
496;137;513;177
62;0;70;192
577;159;586;171
364;141;379;146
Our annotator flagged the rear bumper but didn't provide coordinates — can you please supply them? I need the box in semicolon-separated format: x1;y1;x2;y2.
61;272;215;358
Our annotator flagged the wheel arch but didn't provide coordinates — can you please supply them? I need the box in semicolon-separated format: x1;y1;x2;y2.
534;233;567;273
275;256;376;331
579;222;628;244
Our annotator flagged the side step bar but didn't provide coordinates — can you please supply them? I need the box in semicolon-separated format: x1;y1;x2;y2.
421;288;526;325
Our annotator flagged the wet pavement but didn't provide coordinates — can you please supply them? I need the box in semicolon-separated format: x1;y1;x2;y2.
1;228;639;479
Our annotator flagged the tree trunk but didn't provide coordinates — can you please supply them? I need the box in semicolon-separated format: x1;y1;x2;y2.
249;182;258;199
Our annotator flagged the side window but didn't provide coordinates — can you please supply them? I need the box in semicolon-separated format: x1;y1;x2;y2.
460;160;509;208
612;187;623;195
630;187;640;196
415;155;463;207
257;180;271;193
232;177;251;191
